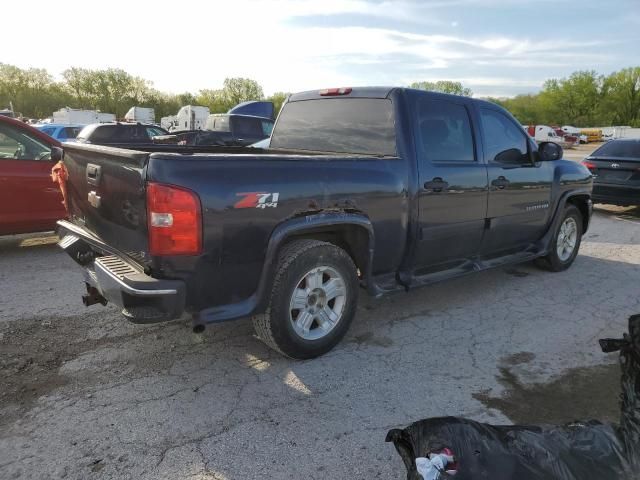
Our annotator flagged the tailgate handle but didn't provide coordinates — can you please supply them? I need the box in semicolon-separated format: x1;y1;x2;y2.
86;163;102;186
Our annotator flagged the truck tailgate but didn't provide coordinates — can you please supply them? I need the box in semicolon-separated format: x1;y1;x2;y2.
62;143;150;261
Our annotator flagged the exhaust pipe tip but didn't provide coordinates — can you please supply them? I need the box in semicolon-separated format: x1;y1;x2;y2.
193;324;205;334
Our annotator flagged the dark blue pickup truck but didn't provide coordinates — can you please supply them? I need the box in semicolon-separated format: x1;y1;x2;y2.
57;87;593;358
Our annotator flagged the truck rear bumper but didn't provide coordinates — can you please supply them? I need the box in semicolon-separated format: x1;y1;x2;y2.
57;220;185;323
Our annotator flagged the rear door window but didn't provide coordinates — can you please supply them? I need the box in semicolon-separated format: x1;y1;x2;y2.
415;98;475;162
271;98;396;156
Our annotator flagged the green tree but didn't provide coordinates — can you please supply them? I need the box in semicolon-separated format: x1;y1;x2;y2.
266;92;290;118
61;67;95;108
220;78;264;107
409;80;472;96
600;67;640;126
195;89;227;113
176;92;197;106
491;94;548;125
0;64;68;118
538;71;603;126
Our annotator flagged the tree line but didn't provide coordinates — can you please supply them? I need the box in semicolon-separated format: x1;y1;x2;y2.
1;63;638;127
410;69;640;128
490;68;640;127
0;64;289;120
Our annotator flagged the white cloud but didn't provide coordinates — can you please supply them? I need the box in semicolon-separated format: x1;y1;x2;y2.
0;0;626;98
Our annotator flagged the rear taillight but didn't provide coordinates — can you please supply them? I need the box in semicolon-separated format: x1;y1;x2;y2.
319;87;352;96
582;160;597;171
147;182;202;256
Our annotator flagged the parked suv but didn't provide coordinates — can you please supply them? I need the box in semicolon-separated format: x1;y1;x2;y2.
37;124;83;142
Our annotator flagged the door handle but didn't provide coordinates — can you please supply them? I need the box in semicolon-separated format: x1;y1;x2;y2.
491;176;510;189
424;177;449;192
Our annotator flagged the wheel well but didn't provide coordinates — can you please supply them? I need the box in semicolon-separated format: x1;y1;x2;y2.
566;195;590;233
280;225;370;280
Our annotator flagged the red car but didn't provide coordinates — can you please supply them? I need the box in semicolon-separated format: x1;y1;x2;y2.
0;115;66;235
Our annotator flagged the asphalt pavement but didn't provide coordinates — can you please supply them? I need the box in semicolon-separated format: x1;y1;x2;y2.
1;204;639;479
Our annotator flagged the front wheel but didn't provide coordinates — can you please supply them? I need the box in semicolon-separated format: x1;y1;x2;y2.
535;204;583;272
252;239;359;359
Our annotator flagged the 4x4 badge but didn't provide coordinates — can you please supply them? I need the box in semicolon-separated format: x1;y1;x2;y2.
235;192;280;209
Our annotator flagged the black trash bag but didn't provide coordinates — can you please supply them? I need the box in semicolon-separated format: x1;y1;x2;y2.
386;314;640;480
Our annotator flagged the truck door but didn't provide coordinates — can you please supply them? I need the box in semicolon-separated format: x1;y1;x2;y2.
479;107;553;254
414;96;488;270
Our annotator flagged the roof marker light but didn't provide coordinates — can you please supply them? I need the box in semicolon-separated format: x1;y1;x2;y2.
319;87;352;96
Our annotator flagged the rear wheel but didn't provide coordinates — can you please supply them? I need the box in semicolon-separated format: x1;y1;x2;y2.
535;204;582;272
252;239;359;359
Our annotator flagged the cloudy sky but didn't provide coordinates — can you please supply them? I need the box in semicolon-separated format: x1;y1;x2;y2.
3;0;639;97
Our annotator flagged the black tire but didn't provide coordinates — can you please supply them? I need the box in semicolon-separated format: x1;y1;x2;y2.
535;204;583;272
252;239;359;359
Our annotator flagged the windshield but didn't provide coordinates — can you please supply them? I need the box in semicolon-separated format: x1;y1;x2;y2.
592;140;640;159
271;98;396;156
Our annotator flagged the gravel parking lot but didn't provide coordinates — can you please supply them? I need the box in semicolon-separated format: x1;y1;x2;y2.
1;197;639;478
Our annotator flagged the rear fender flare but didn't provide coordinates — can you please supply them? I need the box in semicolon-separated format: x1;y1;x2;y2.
254;212;376;312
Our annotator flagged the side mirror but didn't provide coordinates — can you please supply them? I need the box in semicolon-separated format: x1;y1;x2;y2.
538;141;563;161
51;146;63;162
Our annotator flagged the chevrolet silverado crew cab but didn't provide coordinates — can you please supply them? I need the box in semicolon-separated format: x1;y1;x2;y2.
57;87;593;359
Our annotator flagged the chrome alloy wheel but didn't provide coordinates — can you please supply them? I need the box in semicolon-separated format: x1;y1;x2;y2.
289;266;347;341
557;217;578;262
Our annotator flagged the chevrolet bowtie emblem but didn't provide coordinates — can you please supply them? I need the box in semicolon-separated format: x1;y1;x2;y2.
88;191;101;208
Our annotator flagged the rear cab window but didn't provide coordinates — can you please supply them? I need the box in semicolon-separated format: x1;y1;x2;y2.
592;140;640;159
270;98;396;156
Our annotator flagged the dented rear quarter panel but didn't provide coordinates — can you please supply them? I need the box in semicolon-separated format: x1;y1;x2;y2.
146;153;411;313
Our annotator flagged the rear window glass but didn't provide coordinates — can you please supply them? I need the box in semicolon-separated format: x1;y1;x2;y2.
61;127;81;139
262;120;274;136
232;117;264;137
208;115;230;132
82;125;149;143
86;125;118;142
593;140;640;159
271;98;396;156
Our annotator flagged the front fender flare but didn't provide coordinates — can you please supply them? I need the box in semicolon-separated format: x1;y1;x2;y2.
539;189;593;254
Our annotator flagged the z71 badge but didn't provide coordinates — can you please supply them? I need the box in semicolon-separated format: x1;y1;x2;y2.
235;192;280;209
